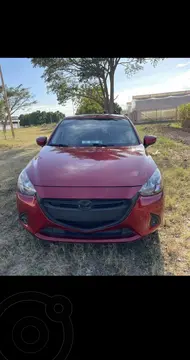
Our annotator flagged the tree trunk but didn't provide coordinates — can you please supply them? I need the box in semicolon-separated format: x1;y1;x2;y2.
109;73;114;113
102;77;109;112
103;97;109;113
3;121;6;139
109;59;115;113
3;115;8;138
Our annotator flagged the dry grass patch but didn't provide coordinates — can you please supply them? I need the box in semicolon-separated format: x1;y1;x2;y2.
0;124;56;150
137;124;190;275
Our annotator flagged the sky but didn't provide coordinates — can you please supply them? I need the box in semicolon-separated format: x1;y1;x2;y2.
0;58;190;116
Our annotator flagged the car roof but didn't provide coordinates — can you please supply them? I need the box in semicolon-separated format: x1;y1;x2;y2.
64;114;129;120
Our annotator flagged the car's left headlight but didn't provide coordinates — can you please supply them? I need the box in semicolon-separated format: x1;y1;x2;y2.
139;168;163;196
17;169;36;196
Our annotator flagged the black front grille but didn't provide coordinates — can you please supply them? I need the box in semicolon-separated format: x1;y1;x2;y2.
40;227;136;239
39;195;138;232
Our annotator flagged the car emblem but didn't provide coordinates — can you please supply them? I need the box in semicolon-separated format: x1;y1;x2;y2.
78;200;92;210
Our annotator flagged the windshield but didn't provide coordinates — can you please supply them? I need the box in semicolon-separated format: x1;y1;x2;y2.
48;119;140;147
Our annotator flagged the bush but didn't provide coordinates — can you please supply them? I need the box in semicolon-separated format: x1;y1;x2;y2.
178;103;190;128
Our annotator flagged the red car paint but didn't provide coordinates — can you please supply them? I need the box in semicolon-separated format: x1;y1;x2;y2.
16;115;164;243
27;145;157;187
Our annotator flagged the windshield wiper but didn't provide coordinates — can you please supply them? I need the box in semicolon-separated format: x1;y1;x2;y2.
94;144;117;147
90;143;109;147
49;143;69;147
49;143;117;147
81;144;117;147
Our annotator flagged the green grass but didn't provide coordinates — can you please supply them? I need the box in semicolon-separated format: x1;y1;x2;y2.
0;124;56;149
170;122;182;129
136;124;190;274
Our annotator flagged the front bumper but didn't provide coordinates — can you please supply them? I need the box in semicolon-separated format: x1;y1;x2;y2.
16;188;164;243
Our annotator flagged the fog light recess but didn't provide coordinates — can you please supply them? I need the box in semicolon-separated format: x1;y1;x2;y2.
19;213;28;225
150;214;160;228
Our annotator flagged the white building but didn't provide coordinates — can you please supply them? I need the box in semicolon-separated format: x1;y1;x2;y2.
128;90;190;122
0;116;20;130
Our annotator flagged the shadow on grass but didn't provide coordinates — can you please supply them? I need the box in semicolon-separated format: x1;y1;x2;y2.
0;145;38;160
41;231;164;276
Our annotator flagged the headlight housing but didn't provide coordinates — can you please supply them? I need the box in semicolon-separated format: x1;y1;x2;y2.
139;168;163;196
17;169;36;196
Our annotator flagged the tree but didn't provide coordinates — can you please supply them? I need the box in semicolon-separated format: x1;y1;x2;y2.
76;86;104;114
76;98;103;114
0;100;6;137
114;102;122;114
178;103;190;129
76;96;122;115
0;99;5;119
19;111;65;127
31;58;165;113
0;84;37;132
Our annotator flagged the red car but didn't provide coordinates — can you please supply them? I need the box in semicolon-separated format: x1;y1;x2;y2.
16;114;164;243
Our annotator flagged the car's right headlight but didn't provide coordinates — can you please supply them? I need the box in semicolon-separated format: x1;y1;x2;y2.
17;169;36;196
139;168;163;196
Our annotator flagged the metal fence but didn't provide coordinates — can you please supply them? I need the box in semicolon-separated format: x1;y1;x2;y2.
140;108;178;122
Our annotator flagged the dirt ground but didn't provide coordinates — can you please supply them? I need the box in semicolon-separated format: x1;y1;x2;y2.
145;124;190;145
0;124;190;275
164;126;190;145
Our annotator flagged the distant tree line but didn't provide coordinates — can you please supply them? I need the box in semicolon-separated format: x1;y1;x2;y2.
178;103;190;129
19;110;65;126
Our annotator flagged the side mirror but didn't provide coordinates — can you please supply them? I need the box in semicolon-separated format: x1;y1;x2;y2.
36;136;47;147
143;135;157;148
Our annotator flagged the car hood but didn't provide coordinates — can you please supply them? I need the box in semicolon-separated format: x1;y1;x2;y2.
26;145;157;187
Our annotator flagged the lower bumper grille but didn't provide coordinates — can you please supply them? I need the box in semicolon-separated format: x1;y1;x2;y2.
40;227;136;239
38;195;139;232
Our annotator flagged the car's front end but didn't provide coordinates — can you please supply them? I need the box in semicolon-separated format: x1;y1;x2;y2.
16;139;164;243
17;193;164;243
